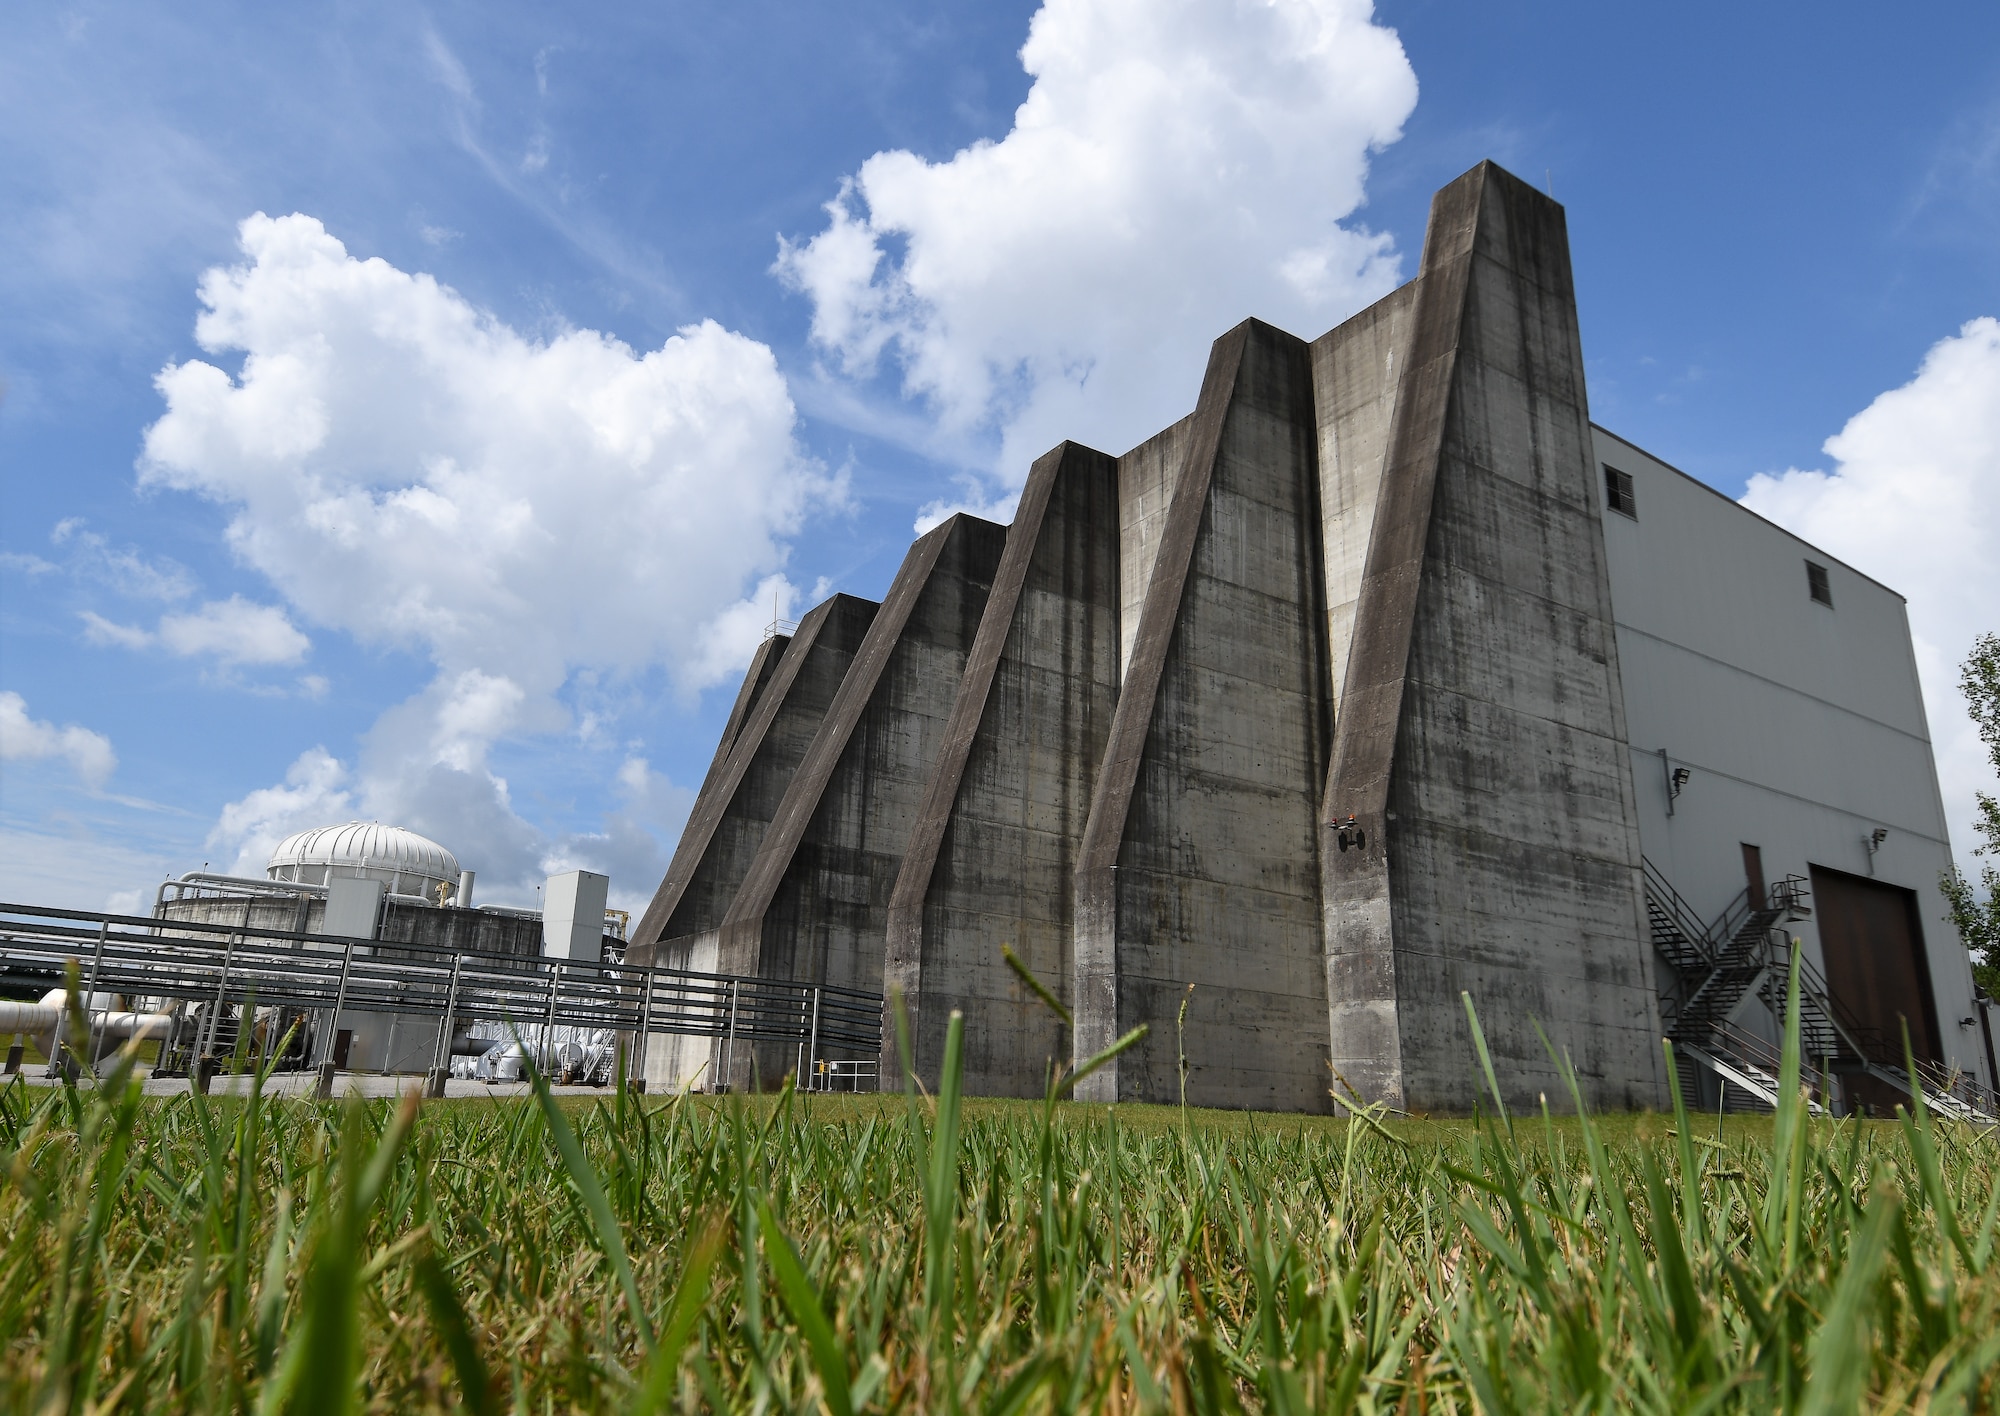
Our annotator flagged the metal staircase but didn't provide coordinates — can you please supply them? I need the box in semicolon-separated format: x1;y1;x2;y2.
1642;859;1996;1122
1670;890;1787;1045
1680;1020;1830;1115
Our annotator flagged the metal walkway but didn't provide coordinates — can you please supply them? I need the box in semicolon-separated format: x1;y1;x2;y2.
0;902;883;1085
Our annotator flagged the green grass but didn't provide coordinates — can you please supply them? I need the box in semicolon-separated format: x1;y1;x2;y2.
2;967;1998;1413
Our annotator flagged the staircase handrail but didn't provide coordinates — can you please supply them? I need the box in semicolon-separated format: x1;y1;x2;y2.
1711;887;1779;960
1711;1017;1833;1107
1910;1057;2000;1121
1781;947;1994;1118
1790;948;1896;1064
1641;858;1720;970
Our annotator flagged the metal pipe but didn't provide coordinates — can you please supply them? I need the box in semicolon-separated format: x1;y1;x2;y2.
0;904;887;1075
0;1002;59;1032
81;920;109;1067
806;987;822;1093
41;983;69;1081
433;952;464;1074
0;1000;169;1038
633;966;657;1089
543;962;563;1073
723;980;740;1093
318;936;356;1066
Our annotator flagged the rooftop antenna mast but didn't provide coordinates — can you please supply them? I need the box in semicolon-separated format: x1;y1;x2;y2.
765;582;798;641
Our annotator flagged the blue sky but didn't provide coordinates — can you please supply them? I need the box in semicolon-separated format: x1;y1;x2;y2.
3;0;1997;912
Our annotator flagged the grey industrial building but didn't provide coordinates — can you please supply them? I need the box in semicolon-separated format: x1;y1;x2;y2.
630;161;1994;1116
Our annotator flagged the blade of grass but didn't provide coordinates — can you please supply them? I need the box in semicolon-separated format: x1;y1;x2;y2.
757;1196;854;1416
523;1047;655;1352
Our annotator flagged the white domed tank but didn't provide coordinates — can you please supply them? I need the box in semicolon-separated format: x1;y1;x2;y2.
267;822;461;902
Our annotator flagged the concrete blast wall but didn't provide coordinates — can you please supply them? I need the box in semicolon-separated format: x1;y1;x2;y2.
1319;163;1660;1112
887;444;1123;1096
630;594;880;964
1074;321;1333;1112
635;160;1669;1113
720;514;1006;1086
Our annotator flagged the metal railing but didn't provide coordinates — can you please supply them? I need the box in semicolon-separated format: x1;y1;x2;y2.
801;1058;879;1093
1641;858;1717;974
0;902;882;1088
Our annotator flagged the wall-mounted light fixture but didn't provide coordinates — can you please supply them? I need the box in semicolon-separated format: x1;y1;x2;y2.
1659;749;1690;817
1865;827;1888;876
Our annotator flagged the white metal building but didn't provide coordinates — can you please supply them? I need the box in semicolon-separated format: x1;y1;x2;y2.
1597;427;1993;1104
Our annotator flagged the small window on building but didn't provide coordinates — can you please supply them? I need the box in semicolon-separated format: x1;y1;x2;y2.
1806;560;1833;607
1604;465;1637;519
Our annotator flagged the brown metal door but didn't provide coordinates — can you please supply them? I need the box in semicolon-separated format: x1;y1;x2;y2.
1809;866;1941;1108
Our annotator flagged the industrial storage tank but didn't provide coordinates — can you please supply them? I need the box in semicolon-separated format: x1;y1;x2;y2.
266;822;462;904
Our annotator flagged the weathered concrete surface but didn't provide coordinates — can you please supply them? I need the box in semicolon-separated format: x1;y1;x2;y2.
627;595;879;965
1320;162;1661;1113
1117;416;1192;679
885;444;1122;1095
1075;320;1333;1112
627;634;789;960
1312;284;1416;717
634;160;1674;1115
716;514;1005;1086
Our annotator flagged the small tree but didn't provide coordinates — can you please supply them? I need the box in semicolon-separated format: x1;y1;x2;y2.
1942;631;2000;995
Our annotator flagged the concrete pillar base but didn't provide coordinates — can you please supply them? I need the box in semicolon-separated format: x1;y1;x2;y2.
314;1061;338;1100
3;1045;21;1075
423;1067;448;1099
194;1057;220;1095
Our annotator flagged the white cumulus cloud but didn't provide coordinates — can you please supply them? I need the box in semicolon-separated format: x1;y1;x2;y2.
78;596;310;668
143;212;839;696
158;595;311;665
146;213;840;899
1742;316;2000;881
207;746;354;877
0;690;117;788
777;0;1417;519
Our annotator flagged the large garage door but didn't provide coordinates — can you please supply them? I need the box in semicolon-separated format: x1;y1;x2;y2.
1809;865;1941;1070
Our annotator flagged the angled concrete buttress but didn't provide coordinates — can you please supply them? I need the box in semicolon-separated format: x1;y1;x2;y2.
1318;162;1661;1113
717;513;1007;1087
626;594;879;969
638;160;1681;1114
1074;319;1334;1112
886;443;1123;1096
627;633;791;956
